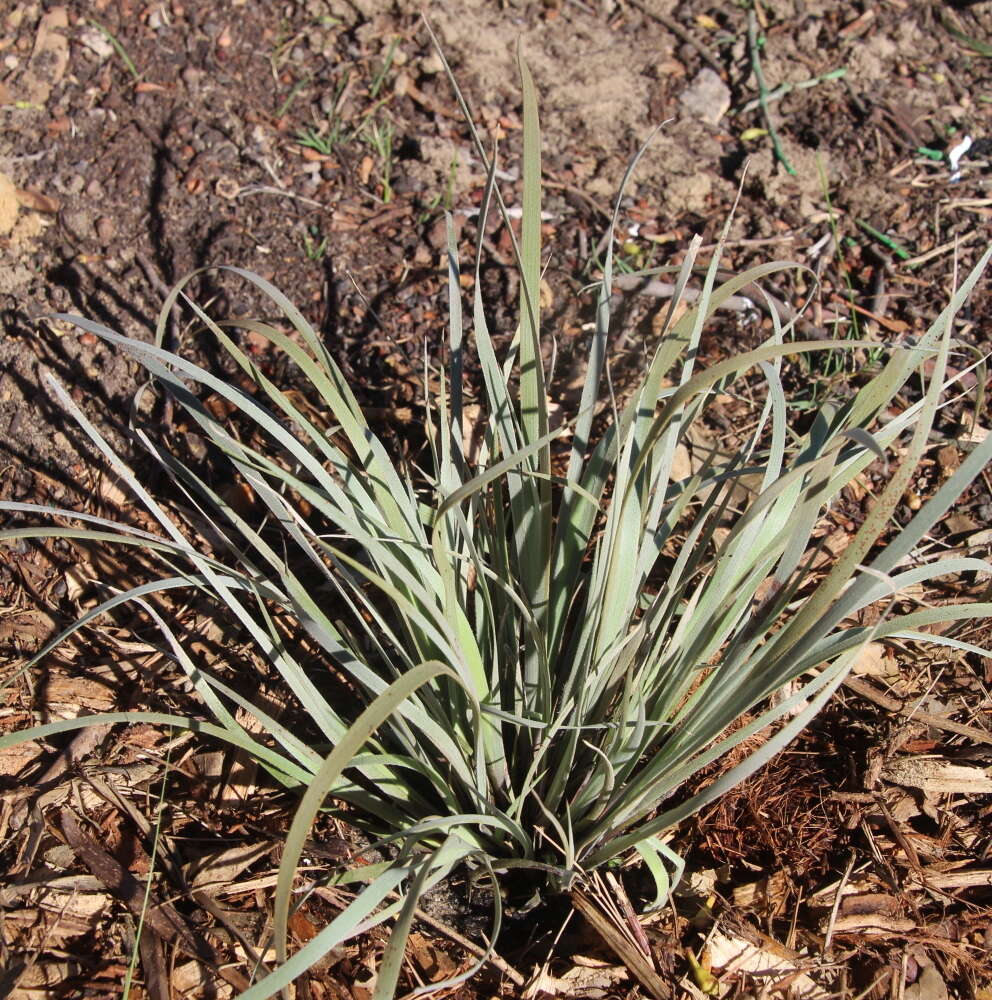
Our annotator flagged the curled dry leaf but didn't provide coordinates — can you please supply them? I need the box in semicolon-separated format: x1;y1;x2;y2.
15;188;60;213
523;962;628;998
905;963;949;1000
188;841;275;890
851;641;893;678
707;928;828;999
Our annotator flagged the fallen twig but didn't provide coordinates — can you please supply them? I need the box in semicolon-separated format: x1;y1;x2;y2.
611;272;840;337
843;675;992;746
903;229;983;269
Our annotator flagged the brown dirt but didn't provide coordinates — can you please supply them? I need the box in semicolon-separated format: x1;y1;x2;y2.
2;0;991;997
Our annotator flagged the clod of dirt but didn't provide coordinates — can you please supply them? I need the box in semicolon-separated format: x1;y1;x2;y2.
679;68;731;126
94;216;116;242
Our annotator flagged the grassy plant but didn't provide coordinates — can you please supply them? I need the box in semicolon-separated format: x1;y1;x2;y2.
301;224;328;262
295;122;343;157
369;37;399;99
417;156;458;225
363;116;395;203
3;45;991;1000
295;71;351;155
88;19;141;83
122;735;173;999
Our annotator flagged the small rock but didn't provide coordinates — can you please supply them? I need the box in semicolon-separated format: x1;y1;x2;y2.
94;215;115;241
78;26;116;62
215;176;240;199
419;51;445;76
181;65;204;90
678;68;731;126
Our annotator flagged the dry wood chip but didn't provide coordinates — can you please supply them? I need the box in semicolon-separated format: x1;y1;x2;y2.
0;740;42;780
172;961;234;999
828;912;917;934
36;883;108;927
0;608;59;651
0;171;21;233
14;188;59;214
23;7;69;106
883;757;992;796
6;959;80;1000
42;675;115;714
908;867;992;891
2;893;105;947
407;931;459;983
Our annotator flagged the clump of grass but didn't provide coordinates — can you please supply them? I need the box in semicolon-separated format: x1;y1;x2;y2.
2;42;991;1000
301;223;328;261
363;115;395;203
295;71;351;156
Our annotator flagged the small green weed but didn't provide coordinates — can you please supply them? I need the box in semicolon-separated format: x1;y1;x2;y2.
369;37;399;99
363;116;395;203
418;156;459;224
276;76;310;119
88;19;141;82
296;122;343;157
301;225;328;261
294;72;351;154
